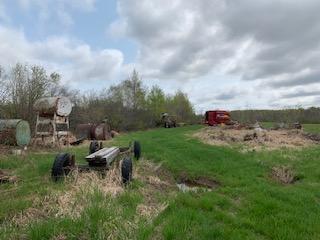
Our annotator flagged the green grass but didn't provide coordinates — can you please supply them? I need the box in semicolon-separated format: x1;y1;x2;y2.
1;125;320;239
302;124;320;133
262;122;320;133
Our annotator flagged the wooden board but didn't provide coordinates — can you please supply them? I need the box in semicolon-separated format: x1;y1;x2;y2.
86;147;120;165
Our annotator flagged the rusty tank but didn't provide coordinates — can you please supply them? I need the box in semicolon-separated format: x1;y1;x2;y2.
0;119;31;146
75;123;111;140
33;96;72;117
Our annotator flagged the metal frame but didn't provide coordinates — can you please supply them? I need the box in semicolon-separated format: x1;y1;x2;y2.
35;112;70;145
66;145;133;173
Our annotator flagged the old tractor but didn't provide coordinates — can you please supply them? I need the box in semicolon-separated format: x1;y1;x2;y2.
161;113;177;128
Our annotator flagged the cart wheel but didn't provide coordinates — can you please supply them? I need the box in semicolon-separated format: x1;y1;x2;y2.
89;140;100;154
121;158;133;184
133;141;141;160
52;153;72;181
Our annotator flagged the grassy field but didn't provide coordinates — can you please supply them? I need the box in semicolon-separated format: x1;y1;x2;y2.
1;125;320;239
262;122;320;133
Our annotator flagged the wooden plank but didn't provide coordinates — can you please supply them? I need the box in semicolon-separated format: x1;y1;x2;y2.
36;132;51;136
104;148;120;165
86;147;119;160
57;131;69;136
36;119;52;124
86;147;120;166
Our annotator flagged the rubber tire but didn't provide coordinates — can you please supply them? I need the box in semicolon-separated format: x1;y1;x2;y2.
52;153;72;181
89;140;100;154
121;158;133;184
133;141;141;160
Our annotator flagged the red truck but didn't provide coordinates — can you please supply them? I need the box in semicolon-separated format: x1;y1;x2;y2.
204;110;231;126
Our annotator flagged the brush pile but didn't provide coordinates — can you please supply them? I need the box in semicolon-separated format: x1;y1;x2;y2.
193;126;317;151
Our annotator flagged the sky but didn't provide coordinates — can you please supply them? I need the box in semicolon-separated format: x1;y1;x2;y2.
0;0;319;113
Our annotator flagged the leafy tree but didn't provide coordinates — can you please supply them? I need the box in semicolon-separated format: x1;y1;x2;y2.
1;63;66;127
147;85;166;123
122;70;146;110
166;90;195;123
0;64;198;132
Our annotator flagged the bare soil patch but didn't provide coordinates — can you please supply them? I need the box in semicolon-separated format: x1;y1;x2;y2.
193;127;317;151
179;177;220;189
177;174;220;192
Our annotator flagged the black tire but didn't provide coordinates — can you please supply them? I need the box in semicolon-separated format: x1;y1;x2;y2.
52;153;72;181
89;140;100;154
133;141;141;160
121;158;133;184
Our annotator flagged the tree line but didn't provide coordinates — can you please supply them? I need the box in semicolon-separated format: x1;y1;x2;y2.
2;63;319;132
0;64;197;132
231;108;320;124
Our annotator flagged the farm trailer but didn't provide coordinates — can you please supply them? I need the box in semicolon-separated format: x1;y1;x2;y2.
51;141;141;183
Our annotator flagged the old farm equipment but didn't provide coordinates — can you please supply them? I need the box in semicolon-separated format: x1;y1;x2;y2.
34;96;72;145
51;141;141;183
161;113;177;128
205;110;231;126
0;119;31;147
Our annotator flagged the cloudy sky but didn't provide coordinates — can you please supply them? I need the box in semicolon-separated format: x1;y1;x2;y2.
0;0;319;112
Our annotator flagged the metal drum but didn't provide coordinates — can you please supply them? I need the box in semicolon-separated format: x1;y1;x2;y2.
34;97;72;117
0;119;31;146
93;123;111;140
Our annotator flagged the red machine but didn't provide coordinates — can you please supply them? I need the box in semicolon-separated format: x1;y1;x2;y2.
205;110;231;126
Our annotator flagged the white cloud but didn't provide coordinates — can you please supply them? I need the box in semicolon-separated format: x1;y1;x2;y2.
0;25;127;86
17;0;96;27
110;0;320;109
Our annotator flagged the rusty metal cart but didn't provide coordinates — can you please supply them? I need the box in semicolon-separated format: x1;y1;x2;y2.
51;140;141;183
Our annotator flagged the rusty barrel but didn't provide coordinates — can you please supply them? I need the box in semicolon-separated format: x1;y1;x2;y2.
93;123;111;140
0;119;31;146
34;96;72;117
75;123;95;139
75;123;111;140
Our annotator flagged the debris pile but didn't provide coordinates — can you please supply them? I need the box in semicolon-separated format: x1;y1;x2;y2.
271;166;299;184
0;169;18;184
193;126;317;151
